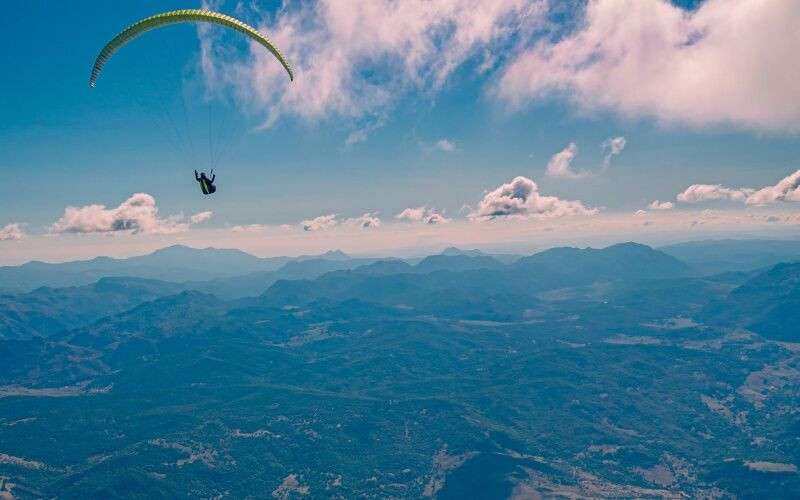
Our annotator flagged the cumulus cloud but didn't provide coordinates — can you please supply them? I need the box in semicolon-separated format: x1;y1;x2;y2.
302;214;339;232
677;184;754;203
345;212;382;228
677;170;800;206
190;211;213;224
49;193;207;236
472;176;597;219
395;206;451;224
634;209;648;217
676;170;800;207
546;143;587;179
395;206;427;222
424;212;451;225
497;0;800;133
648;200;674;210
745;169;800;205
0;223;26;241
201;0;544;135
601;136;626;171
435;139;457;152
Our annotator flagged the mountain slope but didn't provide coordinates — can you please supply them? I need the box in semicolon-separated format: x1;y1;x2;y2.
514;242;691;284
184;257;381;300
0;277;188;340
1;270;798;498
701;262;800;341
414;254;506;273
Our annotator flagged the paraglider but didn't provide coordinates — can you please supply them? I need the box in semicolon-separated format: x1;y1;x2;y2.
89;9;293;88
89;9;293;194
195;170;216;195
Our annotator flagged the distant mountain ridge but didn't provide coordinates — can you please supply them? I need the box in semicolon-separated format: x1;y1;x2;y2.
4;240;798;342
439;247;522;264
258;243;690;317
0;245;352;292
513;242;691;284
184;257;384;300
659;239;800;275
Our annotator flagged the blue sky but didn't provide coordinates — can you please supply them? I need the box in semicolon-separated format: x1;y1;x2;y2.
1;0;799;263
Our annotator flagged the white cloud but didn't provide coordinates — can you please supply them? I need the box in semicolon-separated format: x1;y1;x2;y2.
675;170;800;207
302;214;339;232
601;136;626;171
49;193;203;236
677;184;754;203
395;206;427;222
497;0;800;133
634;209;647;217
202;0;544;132
234;214;379;233
435;139;457;152
745;169;800;205
0;223;26;241
190;211;213;224
546;143;587;179
424;212;451;225
301;213;382;230
648;200;674;210
345;212;382;228
395;207;451;224
472;175;597;219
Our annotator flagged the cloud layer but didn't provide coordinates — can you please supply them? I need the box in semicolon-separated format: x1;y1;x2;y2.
198;0;800;138
206;0;544;128
49;194;211;236
497;0;800;132
472;176;597;219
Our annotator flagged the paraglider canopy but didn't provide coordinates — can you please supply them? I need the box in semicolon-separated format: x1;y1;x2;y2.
89;9;293;88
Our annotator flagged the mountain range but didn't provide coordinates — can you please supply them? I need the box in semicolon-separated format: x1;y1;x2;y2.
0;245;352;292
0;239;798;498
659;239;800;275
